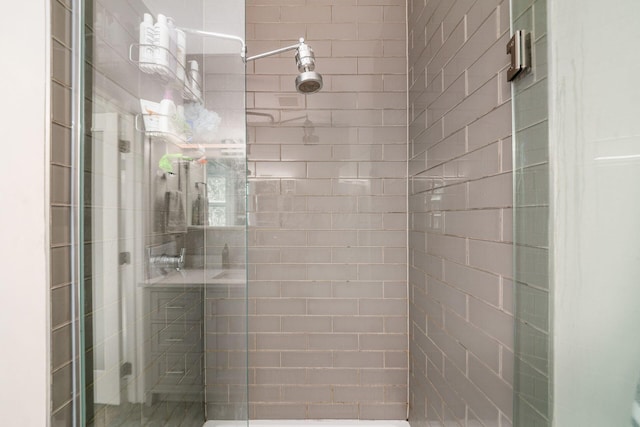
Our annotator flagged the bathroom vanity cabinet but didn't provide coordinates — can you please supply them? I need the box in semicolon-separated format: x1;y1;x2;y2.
142;268;245;405
144;282;204;403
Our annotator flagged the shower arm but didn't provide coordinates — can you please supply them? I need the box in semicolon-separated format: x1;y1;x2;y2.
244;40;304;63
178;27;306;64
179;27;248;60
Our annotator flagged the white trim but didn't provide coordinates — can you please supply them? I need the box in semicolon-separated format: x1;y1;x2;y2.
0;0;50;425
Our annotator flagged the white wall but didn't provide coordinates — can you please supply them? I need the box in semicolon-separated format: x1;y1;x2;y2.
550;0;640;425
0;0;50;425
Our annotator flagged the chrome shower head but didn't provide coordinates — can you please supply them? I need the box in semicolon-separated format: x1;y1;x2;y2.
294;39;323;94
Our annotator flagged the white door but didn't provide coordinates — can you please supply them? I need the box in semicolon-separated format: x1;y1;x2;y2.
92;113;121;405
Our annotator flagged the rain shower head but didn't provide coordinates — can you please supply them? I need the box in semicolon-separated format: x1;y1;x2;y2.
245;37;323;94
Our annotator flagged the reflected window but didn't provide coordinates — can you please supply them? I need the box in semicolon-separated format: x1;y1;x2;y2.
207;175;226;226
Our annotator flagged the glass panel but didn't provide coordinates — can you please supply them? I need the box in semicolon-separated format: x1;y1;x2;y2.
510;0;551;426
548;1;640;426
80;0;247;426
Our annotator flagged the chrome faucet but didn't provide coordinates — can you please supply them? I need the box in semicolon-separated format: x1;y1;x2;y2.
149;247;186;272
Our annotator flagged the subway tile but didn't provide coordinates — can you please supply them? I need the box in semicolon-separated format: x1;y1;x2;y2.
308;333;359;350
333;316;384;333
256;298;306;315
444;209;502;241
253;403;307;419
254;23;308;40
52;363;73;412
334;385;385;402
52;0;72;47
333;145;384;162
51;324;72;371
332;281;384;298
468;297;513;348
307;230;358;246
281;247;332;263
307;196;359;213
332;213;383;229
360;298;407;316
361;403;408;420
282;385;333;402
332;5;383;23
282;316;332;332
359;333;407;351
468;238;513;278
445;309;500;372
256;368;306;385
358;23;406;40
332;40;384;58
255;230;308;246
281;281;333;298
331;75;384;92
254;161;306;178
50;246;71;287
280;6;332;22
308;298;358;315
468;354;513;418
308;404;360;418
468;173;512;209
307;162;358;179
332;247;383;263
256;333;307;350
308;23;358;40
281;351;333;367
384;351;407;369
51;165;72;205
443;259;501;306
333;351;384;368
358;264;407;281
358;162;406;178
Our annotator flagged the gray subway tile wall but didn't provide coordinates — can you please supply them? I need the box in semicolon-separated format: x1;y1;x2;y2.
246;0;408;420
51;0;76;425
408;0;514;426
46;0;521;424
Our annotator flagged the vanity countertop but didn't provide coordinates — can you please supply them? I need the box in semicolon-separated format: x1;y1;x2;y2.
142;268;245;287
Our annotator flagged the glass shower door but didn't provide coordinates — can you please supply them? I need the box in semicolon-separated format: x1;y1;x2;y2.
512;0;640;426
79;0;248;426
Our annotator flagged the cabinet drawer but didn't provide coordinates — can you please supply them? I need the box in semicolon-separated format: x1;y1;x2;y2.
150;322;203;353
149;289;203;322
151;352;203;387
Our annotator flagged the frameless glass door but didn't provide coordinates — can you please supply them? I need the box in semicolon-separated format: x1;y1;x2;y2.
79;0;247;425
512;1;640;426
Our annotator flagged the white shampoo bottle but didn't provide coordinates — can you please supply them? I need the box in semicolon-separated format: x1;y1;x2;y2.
154;14;170;77
167;17;178;75
188;60;202;101
138;13;155;73
176;29;187;83
159;90;177;136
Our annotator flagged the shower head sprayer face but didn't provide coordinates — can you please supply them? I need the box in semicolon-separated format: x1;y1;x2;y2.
294;38;323;94
296;71;323;94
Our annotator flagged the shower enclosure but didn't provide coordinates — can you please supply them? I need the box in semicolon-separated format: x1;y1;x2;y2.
79;0;248;425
